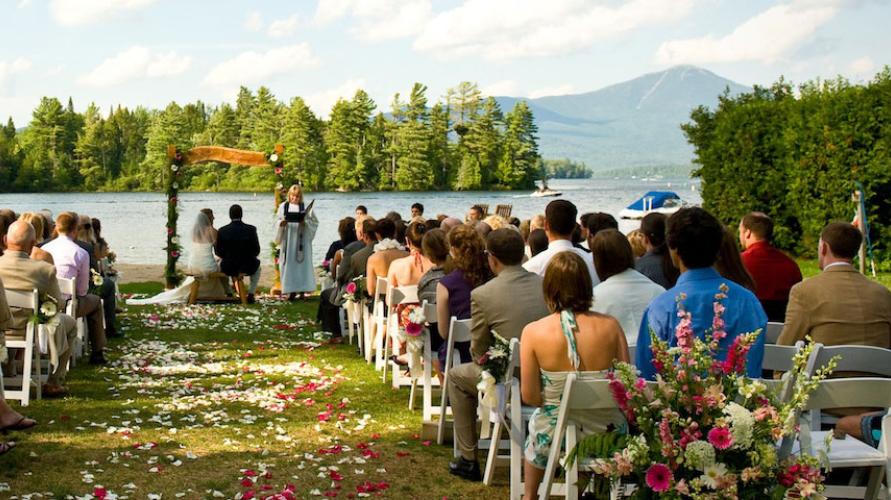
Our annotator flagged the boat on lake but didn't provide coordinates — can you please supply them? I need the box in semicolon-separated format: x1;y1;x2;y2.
530;178;562;198
619;191;685;219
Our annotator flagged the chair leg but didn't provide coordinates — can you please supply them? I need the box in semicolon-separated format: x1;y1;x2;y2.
565;425;579;500
409;379;417;410
188;279;200;305
483;419;502;485
864;466;884;500
510;386;524;500
233;275;248;304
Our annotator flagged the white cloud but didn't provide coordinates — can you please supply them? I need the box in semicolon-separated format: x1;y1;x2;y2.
244;11;263;32
268;14;300;38
305;78;367;116
50;0;158;27
480;80;520;97
314;0;432;41
414;0;695;61
528;84;576;99
0;57;32;90
655;0;842;65
78;47;191;87
204;44;320;88
17;0;32;8
45;64;65;77
849;56;875;76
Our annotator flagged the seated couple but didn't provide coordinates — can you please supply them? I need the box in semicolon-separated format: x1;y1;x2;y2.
129;205;261;305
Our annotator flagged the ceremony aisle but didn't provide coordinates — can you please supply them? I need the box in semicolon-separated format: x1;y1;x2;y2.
1;283;501;499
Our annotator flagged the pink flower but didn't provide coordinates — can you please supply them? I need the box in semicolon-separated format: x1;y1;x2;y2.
93;487;108;499
405;322;423;337
645;463;673;492
345;282;357;294
707;427;734;450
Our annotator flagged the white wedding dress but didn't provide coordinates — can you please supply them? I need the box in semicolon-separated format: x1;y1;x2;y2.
127;243;223;305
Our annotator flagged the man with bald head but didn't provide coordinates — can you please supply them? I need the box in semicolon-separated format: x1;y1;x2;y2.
0;221;78;396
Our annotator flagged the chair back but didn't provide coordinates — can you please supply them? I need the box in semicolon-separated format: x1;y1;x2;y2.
762;342;802;372
495;204;512;218
388;285;418;307
766;322;784;344
423;301;437;324
559;374;616;412
449;317;472;344
812;344;891;377
803;378;891;411
5;288;38;311
374;277;388;302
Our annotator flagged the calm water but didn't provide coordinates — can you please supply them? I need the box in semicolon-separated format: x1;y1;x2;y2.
2;178;700;265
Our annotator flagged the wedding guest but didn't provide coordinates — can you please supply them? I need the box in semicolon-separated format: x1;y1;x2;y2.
424;218;441;230
635;212;679;288
482;215;507;231
217;204;262;304
317;217;375;339
418;229;449;306
716;226;756;292
579;213;594;240
38;210;54;241
366;218;408;297
738;212;803;321
474;221;492;238
447;229;550;481
325;217;357;273
509;217;521;228
0;221;77;397
626;229;647;259
436;225;493;368
339;217;377;293
585;212;618;238
43;212;107;365
411;203;424;218
0;280;37;453
355;205;368;218
17;213;54;264
530;214;545;232
528;229;548;258
441;217;462;234
75;214;119;337
590;229;664;346
520;252;628;496
387;221;432;288
571;223;588;252
523;200;599;285
519;219;531;243
636;207;767;380
778;222;891;348
92;218;118;280
467;205;484;222
275;185;319;301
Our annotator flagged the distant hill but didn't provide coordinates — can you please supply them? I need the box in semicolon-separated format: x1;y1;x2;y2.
495;65;751;172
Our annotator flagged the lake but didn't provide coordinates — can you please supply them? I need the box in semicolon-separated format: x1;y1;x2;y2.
2;177;701;266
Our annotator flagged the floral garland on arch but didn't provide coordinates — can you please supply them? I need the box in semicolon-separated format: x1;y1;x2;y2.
164;150;184;288
569;284;838;499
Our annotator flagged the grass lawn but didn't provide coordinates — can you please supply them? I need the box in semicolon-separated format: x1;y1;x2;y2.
796;257;891;289
1;282;503;499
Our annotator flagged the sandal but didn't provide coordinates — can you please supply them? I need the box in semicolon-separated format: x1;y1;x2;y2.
0;441;15;455
0;415;37;434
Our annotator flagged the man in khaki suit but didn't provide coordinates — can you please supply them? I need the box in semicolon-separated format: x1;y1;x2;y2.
0;221;78;397
447;229;550;481
778;222;891;348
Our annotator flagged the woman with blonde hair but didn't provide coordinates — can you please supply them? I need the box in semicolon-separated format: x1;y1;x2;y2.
275;184;319;301
18;212;54;264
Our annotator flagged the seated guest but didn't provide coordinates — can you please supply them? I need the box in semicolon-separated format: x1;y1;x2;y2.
440;216;462;234
324;217;357;274
635;212;679;288
355;205;368;218
43;212;107;364
585;212;619;238
0;279;37;454
520;252;628;495
436;225;492;369
0;221;77;397
75;214;119;337
716;226;757;292
366;218;408;297
418;229;449;306
590;229;664;346
318;217;372;340
626;229;647;259
215;204;262;303
636;207;767;380
738;212;802;321
571;223;587;252
17;213;54;264
530;214;545;232
387;221;432;288
523;200;599;285
579;213;594;241
447;229;549;481
411;203;424;218
424;218;441;229
467;205;484;223
778;222;891;348
528;229;548;258
482;215;507;231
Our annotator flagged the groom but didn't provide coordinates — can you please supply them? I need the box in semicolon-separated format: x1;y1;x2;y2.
215;204;261;303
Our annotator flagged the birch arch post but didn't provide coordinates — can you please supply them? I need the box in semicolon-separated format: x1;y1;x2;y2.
164;144;286;291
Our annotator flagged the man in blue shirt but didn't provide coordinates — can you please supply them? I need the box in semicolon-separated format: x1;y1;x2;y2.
636;207;767;379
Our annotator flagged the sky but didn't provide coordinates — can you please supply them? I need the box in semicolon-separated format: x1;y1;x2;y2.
0;0;888;125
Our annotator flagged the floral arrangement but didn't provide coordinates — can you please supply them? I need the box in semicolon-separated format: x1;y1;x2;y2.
34;294;60;326
343;277;367;303
395;304;426;378
573;284;836;499
165;148;185;288
317;264;332;281
88;268;104;295
476;331;512;409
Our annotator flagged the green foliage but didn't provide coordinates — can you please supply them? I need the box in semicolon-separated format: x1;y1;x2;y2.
684;67;891;260
543;158;592;179
2;82;542;193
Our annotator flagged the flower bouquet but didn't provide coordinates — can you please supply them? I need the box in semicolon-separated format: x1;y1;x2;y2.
476;331;512;410
317;263;332;289
88;268;104;295
33;294;61;356
570;284;836;499
395;304;426;378
343;277;367;303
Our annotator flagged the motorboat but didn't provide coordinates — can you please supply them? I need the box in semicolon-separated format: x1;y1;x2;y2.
619;191;685;219
530;179;562;198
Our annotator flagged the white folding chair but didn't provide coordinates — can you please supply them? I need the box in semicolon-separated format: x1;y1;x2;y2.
409;301;442;419
808;344;891;430
436;316;472;445
345;298;366;354
508;373;536;499
765;322;784;344
2;288;41;406
784;377;891;500
539;374;621;500
57;277;86;362
482;337;520;485
370;278;388;370
382;285;418;387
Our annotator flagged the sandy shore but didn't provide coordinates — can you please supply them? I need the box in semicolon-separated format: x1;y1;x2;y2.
116;264;278;288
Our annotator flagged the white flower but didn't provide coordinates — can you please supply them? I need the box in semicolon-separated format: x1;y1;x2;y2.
172;182;179;190
91;270;104;287
699;463;728;489
684;440;716;471
407;307;425;325
373;238;405;253
171;165;179;172
269;153;279;163
724;402;755;449
40;301;58;318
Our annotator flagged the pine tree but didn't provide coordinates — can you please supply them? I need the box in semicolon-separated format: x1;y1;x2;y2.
429;102;452;188
75;103;108;190
456;97;502;189
235;86;256;149
282;97;328;190
497;101;540;188
251;86;282;152
325;98;360;191
393;83;434;190
0;118;21;190
142;102;190;191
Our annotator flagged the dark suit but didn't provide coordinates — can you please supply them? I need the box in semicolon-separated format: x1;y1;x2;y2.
318;242;374;336
215;220;261;277
76;239;118;334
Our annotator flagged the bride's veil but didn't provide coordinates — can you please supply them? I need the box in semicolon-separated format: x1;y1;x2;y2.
192;212;215;244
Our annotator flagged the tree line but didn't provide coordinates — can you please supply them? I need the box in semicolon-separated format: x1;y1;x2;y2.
683;67;891;261
0;82;544;193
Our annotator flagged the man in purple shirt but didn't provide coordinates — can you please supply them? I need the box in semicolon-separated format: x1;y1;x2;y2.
42;212;107;364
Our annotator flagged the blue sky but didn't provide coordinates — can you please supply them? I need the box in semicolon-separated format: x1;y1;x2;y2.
0;0;888;125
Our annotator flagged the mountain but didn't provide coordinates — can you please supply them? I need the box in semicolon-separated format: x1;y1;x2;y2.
495;65;751;172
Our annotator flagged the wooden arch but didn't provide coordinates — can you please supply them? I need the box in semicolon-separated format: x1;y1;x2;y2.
163;144;286;290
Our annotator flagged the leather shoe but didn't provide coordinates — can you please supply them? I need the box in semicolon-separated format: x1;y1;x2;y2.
89;352;108;365
448;456;481;481
247;293;256;304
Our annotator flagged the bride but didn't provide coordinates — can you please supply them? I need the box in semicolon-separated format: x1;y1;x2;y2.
127;213;225;305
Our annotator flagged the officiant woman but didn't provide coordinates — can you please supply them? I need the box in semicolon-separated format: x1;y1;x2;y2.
275;184;319;301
